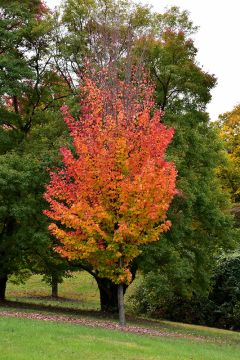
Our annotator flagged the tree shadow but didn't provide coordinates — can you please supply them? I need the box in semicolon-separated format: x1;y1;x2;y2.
0;299;118;320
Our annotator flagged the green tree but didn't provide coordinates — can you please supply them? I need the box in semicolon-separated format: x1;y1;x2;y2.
52;0;152;84
136;7;235;299
0;0;72;299
134;6;215;112
215;105;240;204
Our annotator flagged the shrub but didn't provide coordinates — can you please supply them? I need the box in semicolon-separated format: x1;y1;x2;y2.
129;252;240;329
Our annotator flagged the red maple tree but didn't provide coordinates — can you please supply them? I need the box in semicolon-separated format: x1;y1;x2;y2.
44;71;177;325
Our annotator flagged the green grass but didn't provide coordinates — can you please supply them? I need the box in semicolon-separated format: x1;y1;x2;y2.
5;271;240;342
6;272;100;310
2;272;240;359
0;316;240;360
132;318;240;345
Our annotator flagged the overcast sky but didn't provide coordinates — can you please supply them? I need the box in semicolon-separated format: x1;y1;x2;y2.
46;0;240;120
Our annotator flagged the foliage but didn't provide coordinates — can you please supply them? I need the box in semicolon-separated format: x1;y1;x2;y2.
44;73;177;285
232;301;240;326
0;153;48;276
128;270;216;325
215;105;240;203
55;0;152;76
211;253;240;306
131;252;240;330
208;252;240;329
133;6;215;112
138;109;235;301
8;269;32;286
0;0;74;295
127;272;175;315
38;1;234;311
0;0;58;149
134;7;235;298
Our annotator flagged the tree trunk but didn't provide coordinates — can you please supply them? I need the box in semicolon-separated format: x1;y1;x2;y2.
118;283;126;326
94;262;137;313
84;261;137;313
0;274;7;301
51;276;58;298
96;277;119;312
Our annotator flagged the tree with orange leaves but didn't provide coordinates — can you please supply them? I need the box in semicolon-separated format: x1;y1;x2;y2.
44;72;177;325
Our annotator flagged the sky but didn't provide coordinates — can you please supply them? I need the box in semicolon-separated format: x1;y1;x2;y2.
46;0;240;120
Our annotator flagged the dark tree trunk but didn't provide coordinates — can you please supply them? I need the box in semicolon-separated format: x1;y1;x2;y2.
0;274;8;301
118;283;126;326
96;277;120;313
84;261;137;313
51;276;58;298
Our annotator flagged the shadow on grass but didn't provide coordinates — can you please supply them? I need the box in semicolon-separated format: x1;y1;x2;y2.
0;299;118;320
0;298;185;331
0;298;189;327
0;298;169;327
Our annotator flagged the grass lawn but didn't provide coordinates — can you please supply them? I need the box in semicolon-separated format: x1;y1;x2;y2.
6;271;100;310
2;271;240;359
0;316;240;360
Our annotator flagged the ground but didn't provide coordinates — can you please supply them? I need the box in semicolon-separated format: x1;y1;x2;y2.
0;271;239;359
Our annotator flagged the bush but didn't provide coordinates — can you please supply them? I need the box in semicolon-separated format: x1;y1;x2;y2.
129;273;216;325
129;252;240;329
210;254;240;305
208;253;240;329
232;302;240;329
163;297;217;326
127;272;175;316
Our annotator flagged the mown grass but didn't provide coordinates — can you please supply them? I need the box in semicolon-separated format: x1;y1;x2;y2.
0;316;240;360
132;318;240;346
6;271;100;310
3;271;240;347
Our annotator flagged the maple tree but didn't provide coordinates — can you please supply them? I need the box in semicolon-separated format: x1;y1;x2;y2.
44;72;177;325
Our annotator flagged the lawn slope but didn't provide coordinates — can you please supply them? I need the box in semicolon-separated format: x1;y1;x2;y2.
0;316;240;360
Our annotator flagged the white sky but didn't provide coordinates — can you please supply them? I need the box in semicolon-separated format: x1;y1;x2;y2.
46;0;240;120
